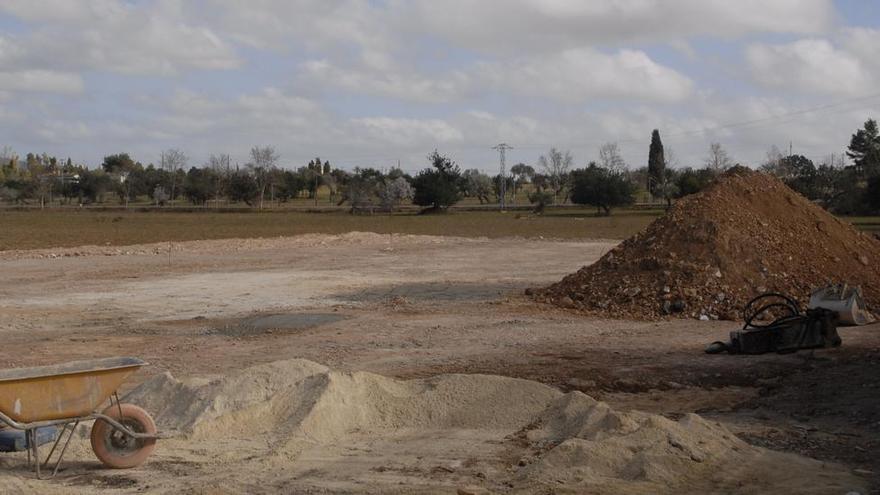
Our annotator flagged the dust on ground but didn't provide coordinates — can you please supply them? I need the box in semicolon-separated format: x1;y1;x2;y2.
0;233;877;493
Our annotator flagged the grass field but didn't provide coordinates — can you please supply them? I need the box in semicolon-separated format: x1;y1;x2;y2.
2;208;877;251
0;208;663;251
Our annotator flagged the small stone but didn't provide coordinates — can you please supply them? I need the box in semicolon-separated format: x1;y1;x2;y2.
523;288;534;296
699;314;710;321
663;286;671;294
559;296;575;308
859;255;869;266
623;287;641;297
713;268;723;278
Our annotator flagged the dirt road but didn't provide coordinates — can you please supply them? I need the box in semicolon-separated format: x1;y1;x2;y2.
0;233;876;493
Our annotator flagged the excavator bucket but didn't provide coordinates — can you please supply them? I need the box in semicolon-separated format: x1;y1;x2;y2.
809;284;876;326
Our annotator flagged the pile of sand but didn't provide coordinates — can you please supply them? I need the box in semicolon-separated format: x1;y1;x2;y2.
533;167;880;320
124;359;862;493
127;359;557;444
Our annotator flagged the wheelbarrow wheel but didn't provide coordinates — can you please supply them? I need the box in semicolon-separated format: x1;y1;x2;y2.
91;404;157;469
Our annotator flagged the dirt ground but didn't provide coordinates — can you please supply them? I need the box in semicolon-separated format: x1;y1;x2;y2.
0;233;877;493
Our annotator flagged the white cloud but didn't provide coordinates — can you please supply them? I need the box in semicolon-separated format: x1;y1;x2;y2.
0;0;125;23
395;0;834;54
478;48;693;103
300;60;472;103
0;0;240;75
840;27;880;73
746;39;871;95
301;47;692;104
198;0;391;56
194;0;834;57
0;70;83;94
351;117;464;147
35;119;93;143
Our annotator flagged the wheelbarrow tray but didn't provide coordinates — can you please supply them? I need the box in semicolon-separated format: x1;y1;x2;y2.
0;357;145;423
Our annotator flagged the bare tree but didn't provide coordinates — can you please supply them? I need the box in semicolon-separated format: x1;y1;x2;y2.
598;142;626;171
538;147;573;204
759;145;789;178
207;153;232;207
160;148;187;207
379;177;414;211
250;145;279;170
248;146;279;209
705;142;732;174
0;145;16;166
664;147;679;169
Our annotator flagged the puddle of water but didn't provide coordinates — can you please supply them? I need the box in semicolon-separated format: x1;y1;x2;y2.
215;312;347;337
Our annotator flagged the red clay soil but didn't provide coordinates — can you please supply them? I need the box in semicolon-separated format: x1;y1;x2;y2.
534;167;880;320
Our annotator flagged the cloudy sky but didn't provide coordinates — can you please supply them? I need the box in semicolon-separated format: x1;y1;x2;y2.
0;0;878;172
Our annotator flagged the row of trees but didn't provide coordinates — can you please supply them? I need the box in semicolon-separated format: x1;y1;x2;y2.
757;120;880;214
0;146;337;209
1;119;878;215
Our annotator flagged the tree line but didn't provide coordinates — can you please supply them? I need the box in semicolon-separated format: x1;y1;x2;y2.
1;119;878;215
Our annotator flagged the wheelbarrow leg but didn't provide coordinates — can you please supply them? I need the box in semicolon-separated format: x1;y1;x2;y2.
28;429;42;479
42;420;78;478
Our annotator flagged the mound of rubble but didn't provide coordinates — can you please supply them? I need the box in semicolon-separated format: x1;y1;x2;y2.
533;167;880;320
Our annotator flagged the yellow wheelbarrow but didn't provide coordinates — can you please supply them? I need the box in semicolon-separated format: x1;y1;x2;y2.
0;357;160;478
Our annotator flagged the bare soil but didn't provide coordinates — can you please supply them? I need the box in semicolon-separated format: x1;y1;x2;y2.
0;233;876;493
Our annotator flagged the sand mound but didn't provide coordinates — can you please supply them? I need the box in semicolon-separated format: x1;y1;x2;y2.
126;359;559;442
535;167;880;319
517;393;749;493
123;359;862;493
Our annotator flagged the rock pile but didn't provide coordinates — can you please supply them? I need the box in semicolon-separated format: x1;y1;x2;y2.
533;167;880;320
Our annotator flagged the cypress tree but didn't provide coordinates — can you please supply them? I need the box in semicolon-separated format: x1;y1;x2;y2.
648;129;665;195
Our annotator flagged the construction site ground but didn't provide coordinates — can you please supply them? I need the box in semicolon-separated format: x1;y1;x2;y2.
0;233;877;493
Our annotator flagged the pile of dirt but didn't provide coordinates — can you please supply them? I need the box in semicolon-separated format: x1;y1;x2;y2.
124;359;863;493
533;167;880;320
